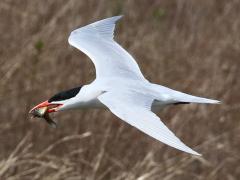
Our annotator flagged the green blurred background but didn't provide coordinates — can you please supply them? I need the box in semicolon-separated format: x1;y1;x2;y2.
0;0;239;179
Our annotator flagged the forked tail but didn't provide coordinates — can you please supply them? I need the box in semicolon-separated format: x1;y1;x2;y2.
152;84;220;105
172;91;220;104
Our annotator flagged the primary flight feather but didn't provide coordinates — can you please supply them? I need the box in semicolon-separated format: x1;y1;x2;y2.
30;16;220;156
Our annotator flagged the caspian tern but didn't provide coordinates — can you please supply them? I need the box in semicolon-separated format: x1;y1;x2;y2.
30;16;220;156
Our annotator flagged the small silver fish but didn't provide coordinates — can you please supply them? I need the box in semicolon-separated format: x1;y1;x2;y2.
29;107;57;128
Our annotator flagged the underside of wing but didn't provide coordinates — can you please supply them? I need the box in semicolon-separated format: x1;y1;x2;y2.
98;91;201;156
68;16;146;81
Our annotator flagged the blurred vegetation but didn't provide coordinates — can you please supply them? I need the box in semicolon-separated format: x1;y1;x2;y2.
0;0;240;179
153;8;166;20
35;40;44;53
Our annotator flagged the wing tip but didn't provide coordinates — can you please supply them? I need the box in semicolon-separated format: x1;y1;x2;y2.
106;15;123;21
96;15;123;28
177;145;202;156
111;15;124;20
188;150;202;156
94;15;123;26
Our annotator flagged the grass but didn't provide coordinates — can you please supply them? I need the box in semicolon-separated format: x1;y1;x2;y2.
0;0;240;179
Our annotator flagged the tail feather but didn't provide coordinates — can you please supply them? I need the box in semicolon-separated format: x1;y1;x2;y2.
152;84;220;105
173;92;220;104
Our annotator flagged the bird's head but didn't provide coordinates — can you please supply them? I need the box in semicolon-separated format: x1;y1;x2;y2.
29;100;63;115
29;86;82;116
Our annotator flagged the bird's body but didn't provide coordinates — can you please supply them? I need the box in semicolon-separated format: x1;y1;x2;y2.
57;78;217;111
30;16;220;156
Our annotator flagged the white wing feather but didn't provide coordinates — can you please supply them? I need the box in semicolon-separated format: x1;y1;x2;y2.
98;91;201;156
68;16;146;81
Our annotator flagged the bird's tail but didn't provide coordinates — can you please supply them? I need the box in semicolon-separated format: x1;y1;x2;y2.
174;94;220;104
152;84;220;104
170;90;220;104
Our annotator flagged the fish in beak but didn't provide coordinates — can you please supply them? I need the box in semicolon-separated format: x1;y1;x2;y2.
29;101;62;128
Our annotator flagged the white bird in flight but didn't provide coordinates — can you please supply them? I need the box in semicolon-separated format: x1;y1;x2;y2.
30;16;220;156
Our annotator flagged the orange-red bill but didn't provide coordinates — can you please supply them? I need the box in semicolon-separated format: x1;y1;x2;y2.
29;100;62;114
29;101;61;128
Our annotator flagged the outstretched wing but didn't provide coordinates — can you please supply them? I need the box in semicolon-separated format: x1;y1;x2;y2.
68;16;146;81
98;91;201;156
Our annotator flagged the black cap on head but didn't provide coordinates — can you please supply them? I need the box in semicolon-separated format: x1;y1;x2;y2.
48;86;82;102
